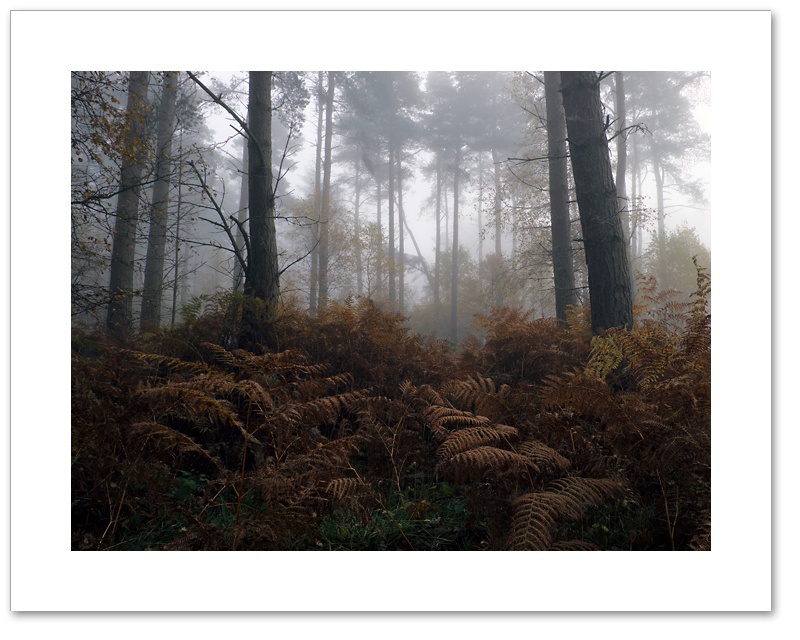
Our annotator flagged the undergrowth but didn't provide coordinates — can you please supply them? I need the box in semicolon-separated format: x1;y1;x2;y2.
73;270;710;551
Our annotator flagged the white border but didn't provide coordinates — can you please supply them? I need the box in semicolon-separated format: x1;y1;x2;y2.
9;7;773;618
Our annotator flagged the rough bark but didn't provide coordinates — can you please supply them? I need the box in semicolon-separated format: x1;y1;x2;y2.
141;71;179;330
244;71;279;314
397;148;405;313
614;72;631;248
106;71;150;340
434;152;442;331
375;154;383;296
544;71;578;322
560;71;633;333
388;142;396;308
309;71;324;315
318;71;335;311
450;147;461;343
491;148;502;258
355;152;363;296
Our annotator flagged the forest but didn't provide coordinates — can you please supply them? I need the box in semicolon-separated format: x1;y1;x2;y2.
71;70;711;551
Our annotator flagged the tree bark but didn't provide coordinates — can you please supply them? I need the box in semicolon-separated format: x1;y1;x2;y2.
491;148;502;258
388;142;396;309
560;71;633;333
233;117;249;293
375;151;383;297
614;72;631;249
106;71;150;340
355;151;363;296
244;71;279;316
397;147;405;313
477;152;484;267
318;71;335;311
141;71;179;330
309;71;324;315
434;151;442;333
450;147;461;343
544;71;578;322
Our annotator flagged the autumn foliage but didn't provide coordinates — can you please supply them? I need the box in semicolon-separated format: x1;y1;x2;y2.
72;269;710;551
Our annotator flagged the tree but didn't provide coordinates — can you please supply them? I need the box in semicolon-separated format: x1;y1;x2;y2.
140;71;179;330
308;71;324;314
72;71;129;324
106;71;151;339
624;72;709;274
424;72;484;342
543;71;578;322
560;71;633;333
244;71;279;317
317;71;336;311
642;223;710;297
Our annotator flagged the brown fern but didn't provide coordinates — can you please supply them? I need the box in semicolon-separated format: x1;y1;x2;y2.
507;478;629;550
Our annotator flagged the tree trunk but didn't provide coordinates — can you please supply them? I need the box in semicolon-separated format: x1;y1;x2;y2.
614;72;631;248
388;142;396;309
450;147;461;343
355;152;363;296
491;148;502;258
652;146;667;270
170;129;184;326
375;152;383;297
318;71;335;311
434;151;442;334
244;71;279;315
397;148;405;313
106;71;150;340
309;71;324;315
477;152;483;267
233;116;249;293
560;71;633;333
544;71;578;322
141;72;179;330
630;130;641;260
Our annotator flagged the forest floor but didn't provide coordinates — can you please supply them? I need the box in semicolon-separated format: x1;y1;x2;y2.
72;291;710;551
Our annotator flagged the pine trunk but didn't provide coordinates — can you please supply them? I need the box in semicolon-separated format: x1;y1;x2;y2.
388;142;396;309
450;147;461;343
318;71;335;311
233;118;249;293
244;71;279;314
397;148;405;313
106;71;150;340
560;71;633;333
141;72;179;330
309;71;324;315
544;71;578;322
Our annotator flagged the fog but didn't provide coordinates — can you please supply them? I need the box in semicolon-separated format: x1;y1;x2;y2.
71;70;711;339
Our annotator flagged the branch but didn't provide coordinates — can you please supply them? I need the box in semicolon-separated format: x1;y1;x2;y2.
186;71;251;140
186;160;248;277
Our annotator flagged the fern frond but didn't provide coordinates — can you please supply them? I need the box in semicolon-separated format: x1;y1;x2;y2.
437;425;519;462
422;405;491;441
121;349;211;377
326;477;370;501
549;540;601;551
139;386;244;431
437;446;540;484
515;440;572;475
546;477;630;512
129;421;224;472
507;478;629;550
